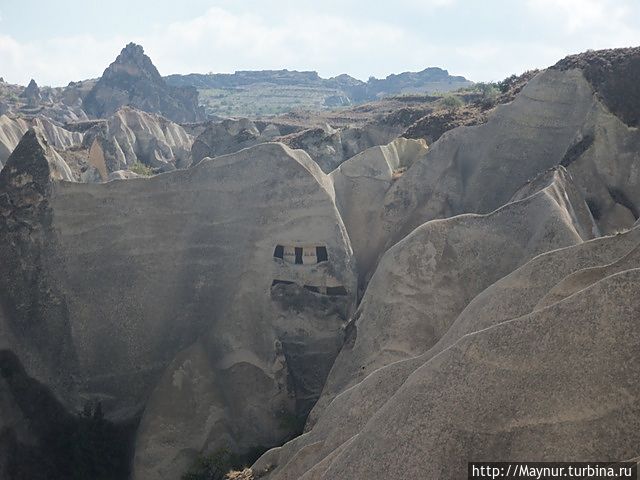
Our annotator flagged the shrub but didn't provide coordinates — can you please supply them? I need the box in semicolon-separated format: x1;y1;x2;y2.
442;95;464;111
130;161;153;177
497;74;518;93
475;82;500;107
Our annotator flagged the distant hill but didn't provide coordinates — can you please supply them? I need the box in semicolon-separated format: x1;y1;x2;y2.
165;67;472;117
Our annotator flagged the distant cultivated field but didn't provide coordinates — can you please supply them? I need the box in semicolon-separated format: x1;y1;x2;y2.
198;84;348;117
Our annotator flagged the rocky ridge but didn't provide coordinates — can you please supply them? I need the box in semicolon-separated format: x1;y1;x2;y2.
0;47;639;480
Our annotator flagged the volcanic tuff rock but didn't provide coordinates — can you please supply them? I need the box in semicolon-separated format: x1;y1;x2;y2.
0;129;76;417
19;79;41;106
190;118;287;166
82;106;193;180
2;47;640;480
254;255;640;479
0;115;82;169
0;137;357;479
248;51;640;480
310;165;596;420
251;177;639;480
191;119;401;173
132;144;356;480
83;43;202;123
330;137;429;287
364;66;640;261
279;123;401;173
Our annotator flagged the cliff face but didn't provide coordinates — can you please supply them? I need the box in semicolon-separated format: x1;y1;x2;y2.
83;43;202;123
1;47;640;480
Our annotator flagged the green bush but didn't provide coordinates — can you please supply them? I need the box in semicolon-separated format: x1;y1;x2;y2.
497;74;518;93
130;161;153;177
442;95;464;111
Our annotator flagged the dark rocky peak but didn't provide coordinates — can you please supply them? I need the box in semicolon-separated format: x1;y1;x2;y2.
83;43;202;123
552;46;640;127
19;79;42;103
102;42;162;84
0;128;73;191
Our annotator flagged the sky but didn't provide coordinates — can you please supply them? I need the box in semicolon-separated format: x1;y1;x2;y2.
0;0;639;86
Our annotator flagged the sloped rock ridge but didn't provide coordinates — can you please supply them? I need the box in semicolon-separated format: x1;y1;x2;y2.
83;43;203;123
0;47;639;480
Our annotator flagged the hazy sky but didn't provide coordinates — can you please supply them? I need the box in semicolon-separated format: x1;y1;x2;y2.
1;0;639;86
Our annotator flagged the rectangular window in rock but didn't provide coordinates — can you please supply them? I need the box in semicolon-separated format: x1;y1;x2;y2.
316;246;328;262
275;245;329;265
272;279;294;287
326;286;348;296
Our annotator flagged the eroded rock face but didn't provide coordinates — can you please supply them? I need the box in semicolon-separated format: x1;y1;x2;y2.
83;43;202;123
19;80;41;106
2;47;640;480
130;144;356;480
247;51;640;480
0;138;357;479
309;166;595;422
0;115;82;169
366;67;640;264
552;46;640;127
83;106;194;179
190;118;284;166
0;129;77;405
330;137;428;287
252;196;640;480
279;123;400;173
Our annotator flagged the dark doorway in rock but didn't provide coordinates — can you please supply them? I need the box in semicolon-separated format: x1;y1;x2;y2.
316;246;328;262
327;286;348;296
295;247;303;264
273;245;284;259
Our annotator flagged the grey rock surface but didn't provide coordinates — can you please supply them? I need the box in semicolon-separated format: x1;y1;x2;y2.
83;43;202;123
84;106;193;179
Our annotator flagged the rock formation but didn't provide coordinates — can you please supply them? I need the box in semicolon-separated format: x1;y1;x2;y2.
246;49;640;480
1;47;640;480
19;80;41;106
190;118;285;166
82;106;194;180
0;115;82;169
83;43;202;123
0;139;356;479
278;123;400;172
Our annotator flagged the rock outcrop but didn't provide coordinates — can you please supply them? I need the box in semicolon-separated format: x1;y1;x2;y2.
83;43;202;123
279;123;400;172
250;179;639;480
82;106;193;180
0;139;357;480
2;47;640;480
246;50;640;480
0;116;28;168
191;119;400;173
0;115;82;170
353;65;640;270
190;118;284;166
19;80;41;106
330;137;428;287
